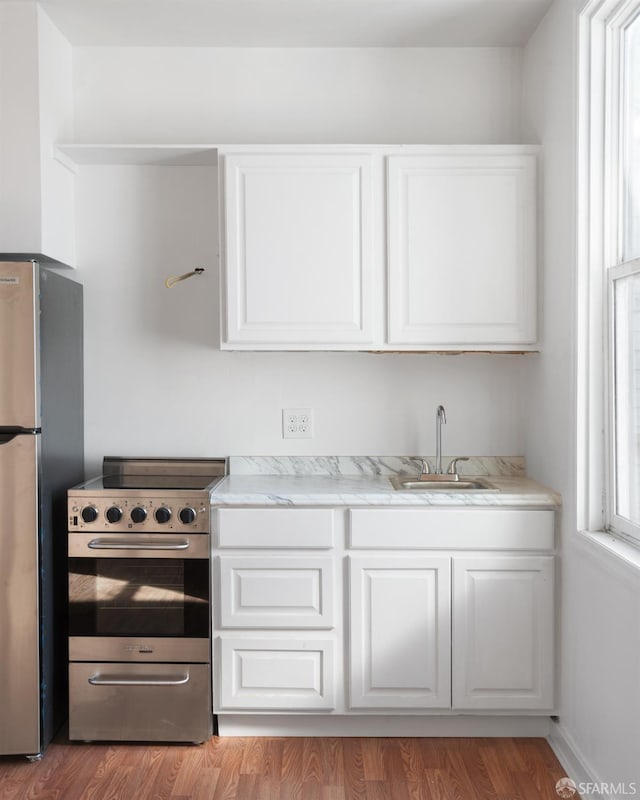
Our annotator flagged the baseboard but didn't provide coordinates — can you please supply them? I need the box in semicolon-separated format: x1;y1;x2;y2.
547;719;600;800
217;714;552;737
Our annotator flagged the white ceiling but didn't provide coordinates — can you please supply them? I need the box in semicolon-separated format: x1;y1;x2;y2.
26;0;554;47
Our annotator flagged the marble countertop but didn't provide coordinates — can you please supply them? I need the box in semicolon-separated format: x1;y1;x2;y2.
210;473;561;508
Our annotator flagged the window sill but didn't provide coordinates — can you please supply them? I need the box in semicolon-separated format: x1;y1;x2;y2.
575;529;640;575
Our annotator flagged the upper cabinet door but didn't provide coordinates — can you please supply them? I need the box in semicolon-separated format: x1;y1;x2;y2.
221;151;375;349
387;151;537;347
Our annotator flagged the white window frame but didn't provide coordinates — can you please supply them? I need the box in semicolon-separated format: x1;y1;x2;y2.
578;0;640;543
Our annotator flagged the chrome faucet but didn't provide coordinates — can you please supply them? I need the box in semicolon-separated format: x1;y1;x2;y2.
414;405;469;481
435;404;447;474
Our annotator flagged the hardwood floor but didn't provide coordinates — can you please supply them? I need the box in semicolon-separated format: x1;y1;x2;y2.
0;735;571;800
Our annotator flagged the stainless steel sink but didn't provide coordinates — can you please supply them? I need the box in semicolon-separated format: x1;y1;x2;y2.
390;476;500;492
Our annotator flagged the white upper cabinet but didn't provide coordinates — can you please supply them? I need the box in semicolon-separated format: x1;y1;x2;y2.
0;6;76;266
220;150;375;349
387;150;537;347
219;146;539;351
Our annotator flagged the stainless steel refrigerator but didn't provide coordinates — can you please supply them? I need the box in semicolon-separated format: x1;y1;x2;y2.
0;260;83;758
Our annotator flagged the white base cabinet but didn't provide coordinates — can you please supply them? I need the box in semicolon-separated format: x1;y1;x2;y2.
212;506;555;721
215;509;339;712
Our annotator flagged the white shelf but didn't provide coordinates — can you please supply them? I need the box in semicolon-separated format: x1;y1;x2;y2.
54;143;540;168
54;143;218;167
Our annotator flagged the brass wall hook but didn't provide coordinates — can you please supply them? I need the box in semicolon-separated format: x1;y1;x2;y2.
164;267;205;289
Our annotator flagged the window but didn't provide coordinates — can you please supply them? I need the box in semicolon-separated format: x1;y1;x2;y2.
580;0;640;543
611;10;640;539
622;15;640;263
613;270;640;532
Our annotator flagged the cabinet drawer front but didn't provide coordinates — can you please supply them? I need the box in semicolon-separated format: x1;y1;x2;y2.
219;556;334;628
216;508;334;548
349;508;554;550
218;636;335;710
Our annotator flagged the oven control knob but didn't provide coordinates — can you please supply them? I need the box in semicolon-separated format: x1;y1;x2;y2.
105;506;123;524
81;505;98;523
155;507;172;524
179;506;197;525
130;506;148;524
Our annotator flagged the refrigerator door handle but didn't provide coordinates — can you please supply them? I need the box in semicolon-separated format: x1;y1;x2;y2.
0;427;40;445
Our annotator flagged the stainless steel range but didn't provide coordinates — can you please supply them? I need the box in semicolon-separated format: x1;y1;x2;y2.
67;457;226;744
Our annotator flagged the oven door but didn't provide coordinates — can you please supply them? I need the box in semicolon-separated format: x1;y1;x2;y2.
68;533;210;663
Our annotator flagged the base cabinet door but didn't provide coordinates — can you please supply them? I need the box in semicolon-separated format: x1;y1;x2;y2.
452;556;554;710
218;636;336;711
349;555;451;709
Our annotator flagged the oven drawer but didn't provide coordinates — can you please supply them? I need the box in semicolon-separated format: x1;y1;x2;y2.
69;662;212;743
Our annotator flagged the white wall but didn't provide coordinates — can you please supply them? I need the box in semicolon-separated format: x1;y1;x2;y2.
523;0;640;786
76;163;527;475
72;46;523;145
522;0;576;498
69;43;531;474
567;539;640;786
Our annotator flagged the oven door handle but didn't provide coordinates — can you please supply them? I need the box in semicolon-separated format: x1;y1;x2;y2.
88;673;190;687
87;538;191;551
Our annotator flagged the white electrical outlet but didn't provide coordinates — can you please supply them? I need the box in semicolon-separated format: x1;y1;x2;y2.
282;408;314;438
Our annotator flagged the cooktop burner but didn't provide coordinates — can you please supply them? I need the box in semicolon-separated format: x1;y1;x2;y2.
68;456;227;534
80;474;220;491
